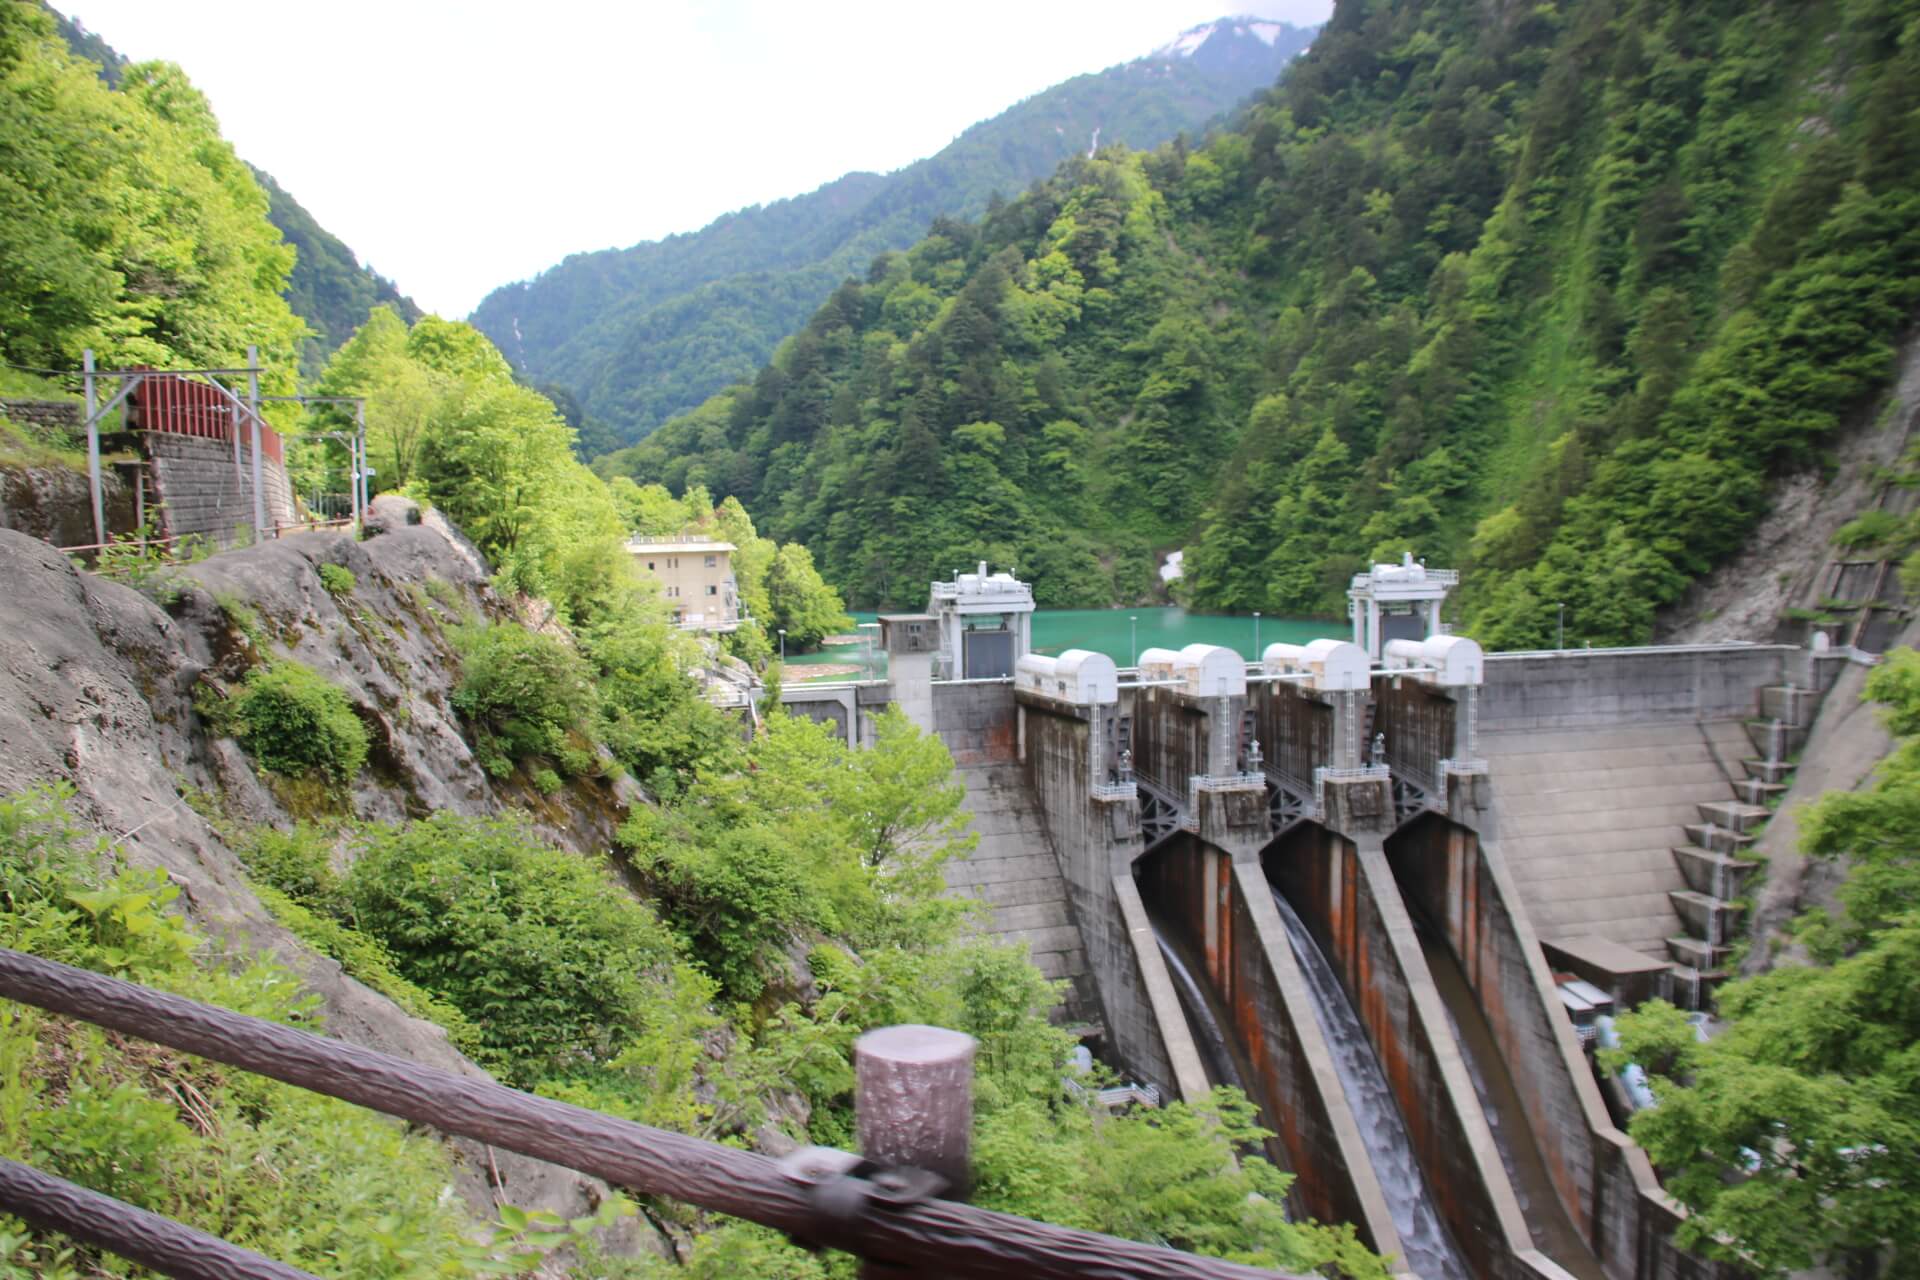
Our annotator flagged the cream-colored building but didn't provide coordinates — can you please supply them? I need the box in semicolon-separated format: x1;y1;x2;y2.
627;535;741;631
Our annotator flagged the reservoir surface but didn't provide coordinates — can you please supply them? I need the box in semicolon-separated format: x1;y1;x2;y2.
784;607;1334;680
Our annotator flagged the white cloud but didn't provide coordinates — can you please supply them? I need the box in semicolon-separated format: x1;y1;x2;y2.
60;0;1331;317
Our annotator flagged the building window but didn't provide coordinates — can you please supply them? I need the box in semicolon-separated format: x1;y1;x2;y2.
706;584;717;595
705;554;717;567
647;561;655;570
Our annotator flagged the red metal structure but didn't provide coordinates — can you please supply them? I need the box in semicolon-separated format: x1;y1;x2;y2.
127;370;282;465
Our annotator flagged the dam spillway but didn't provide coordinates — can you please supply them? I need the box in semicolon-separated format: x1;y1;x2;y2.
1270;889;1470;1280
861;560;1827;1280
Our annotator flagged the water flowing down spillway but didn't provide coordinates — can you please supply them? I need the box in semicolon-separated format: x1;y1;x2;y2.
1154;934;1247;1096
1270;891;1472;1280
1417;933;1606;1279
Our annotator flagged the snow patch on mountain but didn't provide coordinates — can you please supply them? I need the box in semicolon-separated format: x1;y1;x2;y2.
1154;16;1293;59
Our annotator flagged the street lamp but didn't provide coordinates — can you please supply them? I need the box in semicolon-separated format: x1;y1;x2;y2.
1129;615;1138;668
1556;603;1565;651
1252;610;1261;660
778;628;787;662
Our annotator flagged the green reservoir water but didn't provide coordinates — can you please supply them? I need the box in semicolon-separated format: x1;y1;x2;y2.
783;607;1338;679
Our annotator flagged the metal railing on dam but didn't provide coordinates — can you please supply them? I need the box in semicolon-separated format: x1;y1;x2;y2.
0;947;1300;1280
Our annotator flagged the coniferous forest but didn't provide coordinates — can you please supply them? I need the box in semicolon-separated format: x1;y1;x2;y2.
604;0;1920;647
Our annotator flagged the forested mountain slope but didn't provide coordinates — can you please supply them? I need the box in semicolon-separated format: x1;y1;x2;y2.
50;6;423;378
469;18;1316;448
251;167;423;379
604;0;1920;645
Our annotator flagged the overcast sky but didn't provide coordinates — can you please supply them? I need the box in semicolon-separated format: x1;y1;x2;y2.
61;1;1331;318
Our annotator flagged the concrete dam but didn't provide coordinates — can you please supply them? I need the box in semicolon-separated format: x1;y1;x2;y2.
779;559;1847;1280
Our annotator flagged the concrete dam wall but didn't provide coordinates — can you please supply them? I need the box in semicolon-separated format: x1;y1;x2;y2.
869;635;1820;1280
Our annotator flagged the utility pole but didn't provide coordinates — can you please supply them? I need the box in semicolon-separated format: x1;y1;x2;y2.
355;401;369;534
246;345;265;538
1252;610;1261;660
83;349;104;547
1557;602;1566;651
1129;615;1138;668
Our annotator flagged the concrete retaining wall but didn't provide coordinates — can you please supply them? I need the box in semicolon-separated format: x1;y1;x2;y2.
0;399;82;435
931;681;1018;765
1481;647;1796;731
145;431;294;550
1019;698;1168;1080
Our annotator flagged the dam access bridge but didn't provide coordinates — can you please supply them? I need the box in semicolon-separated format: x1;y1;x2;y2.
774;559;1849;1280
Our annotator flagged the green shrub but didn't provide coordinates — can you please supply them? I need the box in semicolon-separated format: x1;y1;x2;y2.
1831;509;1904;552
451;622;598;779
0;786;477;1277
86;526;191;606
226;661;369;786
236;823;341;910
343;813;677;1082
317;563;356;596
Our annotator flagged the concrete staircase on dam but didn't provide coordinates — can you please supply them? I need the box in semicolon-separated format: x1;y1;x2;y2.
942;762;1093;1013
1482;720;1772;1002
1481;661;1844;1010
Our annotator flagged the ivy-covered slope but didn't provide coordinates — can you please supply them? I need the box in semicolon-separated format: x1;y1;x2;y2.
604;0;1920;644
469;19;1316;449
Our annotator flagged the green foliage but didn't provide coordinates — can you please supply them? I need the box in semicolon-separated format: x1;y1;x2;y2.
85;525;194;605
0;5;303;388
1831;508;1907;552
342;813;678;1083
224;661;369;787
1617;645;1920;1273
472;25;1317;447
618;708;973;1001
585;608;740;792
317;307;640;624
0;785;478;1277
248;167;421;379
765;542;849;650
605;0;1920;631
451;621;598;780
318;563;356;596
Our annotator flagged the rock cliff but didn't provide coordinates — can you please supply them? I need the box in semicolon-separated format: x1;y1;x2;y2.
0;505;656;1254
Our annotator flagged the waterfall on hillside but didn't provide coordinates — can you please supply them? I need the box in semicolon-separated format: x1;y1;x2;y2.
1271;890;1472;1280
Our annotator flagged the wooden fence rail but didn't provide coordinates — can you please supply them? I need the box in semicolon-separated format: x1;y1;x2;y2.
0;948;1297;1279
0;1158;320;1280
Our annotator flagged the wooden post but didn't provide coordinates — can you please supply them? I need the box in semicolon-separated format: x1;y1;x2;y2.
856;1021;977;1192
856;1024;976;1279
83;349;104;547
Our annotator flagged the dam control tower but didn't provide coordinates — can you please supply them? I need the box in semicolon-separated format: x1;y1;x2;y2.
925;562;1036;679
1348;552;1459;660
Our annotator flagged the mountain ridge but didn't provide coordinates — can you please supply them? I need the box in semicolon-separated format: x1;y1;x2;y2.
48;4;423;376
469;16;1317;448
